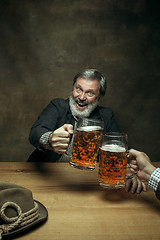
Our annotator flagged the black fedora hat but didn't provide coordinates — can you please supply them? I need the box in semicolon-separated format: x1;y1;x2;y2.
0;182;48;239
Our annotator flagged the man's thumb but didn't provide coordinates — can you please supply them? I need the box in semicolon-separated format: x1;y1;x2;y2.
63;124;73;134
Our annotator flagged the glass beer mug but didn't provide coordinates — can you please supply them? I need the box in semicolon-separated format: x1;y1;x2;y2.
70;118;104;170
99;132;128;189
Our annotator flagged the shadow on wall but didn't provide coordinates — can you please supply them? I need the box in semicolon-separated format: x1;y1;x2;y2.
0;0;160;161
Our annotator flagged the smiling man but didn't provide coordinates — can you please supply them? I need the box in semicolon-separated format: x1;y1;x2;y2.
70;77;100;118
28;69;146;193
29;69;119;158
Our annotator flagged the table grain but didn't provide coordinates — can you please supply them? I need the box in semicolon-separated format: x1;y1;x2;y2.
0;162;160;240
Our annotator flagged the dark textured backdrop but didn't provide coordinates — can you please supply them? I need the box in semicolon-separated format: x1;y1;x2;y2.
0;0;160;162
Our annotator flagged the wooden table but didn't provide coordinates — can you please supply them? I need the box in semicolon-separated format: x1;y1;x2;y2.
0;162;160;240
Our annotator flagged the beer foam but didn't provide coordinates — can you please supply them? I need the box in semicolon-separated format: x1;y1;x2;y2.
77;126;102;132
101;144;126;153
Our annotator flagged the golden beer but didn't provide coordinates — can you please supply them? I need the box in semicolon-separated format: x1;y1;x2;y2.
70;126;103;170
99;144;127;188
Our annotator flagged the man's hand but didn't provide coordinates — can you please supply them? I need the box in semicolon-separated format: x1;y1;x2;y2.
125;167;147;194
49;124;73;154
128;149;156;182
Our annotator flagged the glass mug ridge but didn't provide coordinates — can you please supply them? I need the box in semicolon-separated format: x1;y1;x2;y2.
70;118;104;170
99;132;128;189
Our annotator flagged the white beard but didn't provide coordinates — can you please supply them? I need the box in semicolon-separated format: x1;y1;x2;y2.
69;94;99;118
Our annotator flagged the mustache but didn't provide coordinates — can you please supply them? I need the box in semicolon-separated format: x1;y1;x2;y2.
75;97;88;106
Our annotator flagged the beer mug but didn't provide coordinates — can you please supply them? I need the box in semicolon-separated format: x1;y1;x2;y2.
70;118;104;170
99;132;128;188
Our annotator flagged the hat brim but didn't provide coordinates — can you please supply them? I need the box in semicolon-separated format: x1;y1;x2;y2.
2;200;48;239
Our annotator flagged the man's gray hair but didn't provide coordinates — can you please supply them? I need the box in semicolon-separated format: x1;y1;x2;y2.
73;69;107;96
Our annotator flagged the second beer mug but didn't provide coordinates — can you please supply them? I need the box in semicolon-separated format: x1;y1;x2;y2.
99;132;128;189
70;118;104;170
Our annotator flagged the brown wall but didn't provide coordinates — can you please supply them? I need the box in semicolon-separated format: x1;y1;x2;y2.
0;0;160;161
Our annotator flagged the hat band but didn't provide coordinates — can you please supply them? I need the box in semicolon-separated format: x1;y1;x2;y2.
0;201;39;239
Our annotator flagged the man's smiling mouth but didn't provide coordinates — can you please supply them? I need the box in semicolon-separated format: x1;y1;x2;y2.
75;99;88;110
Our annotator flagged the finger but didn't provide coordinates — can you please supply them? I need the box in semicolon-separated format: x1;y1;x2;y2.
129;149;141;156
125;178;132;192
127;149;135;158
50;134;71;144
51;142;69;152
130;160;137;165
63;124;73;134
130;163;139;171
52;137;70;143
52;130;70;138
136;178;143;194
129;149;150;162
128;149;143;160
125;177;138;194
136;179;147;193
59;131;71;138
54;147;68;154
130;178;138;194
142;181;147;192
56;150;67;154
53;141;69;148
129;168;138;174
53;125;73;138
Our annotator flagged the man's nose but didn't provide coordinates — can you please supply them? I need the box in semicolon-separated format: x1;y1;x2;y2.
79;92;86;100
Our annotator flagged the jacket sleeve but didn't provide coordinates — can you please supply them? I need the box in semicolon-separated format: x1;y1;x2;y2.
29;98;67;149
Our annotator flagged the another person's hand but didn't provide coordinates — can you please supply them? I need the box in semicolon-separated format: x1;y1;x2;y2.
125;167;147;194
128;149;156;182
49;124;73;154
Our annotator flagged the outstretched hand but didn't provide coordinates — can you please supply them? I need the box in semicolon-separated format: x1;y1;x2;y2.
128;149;156;182
49;124;73;154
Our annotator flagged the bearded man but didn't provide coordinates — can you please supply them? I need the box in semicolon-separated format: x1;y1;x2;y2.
28;69;146;193
29;69;119;161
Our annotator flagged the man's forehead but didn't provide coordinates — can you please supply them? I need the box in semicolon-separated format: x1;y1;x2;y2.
75;77;100;88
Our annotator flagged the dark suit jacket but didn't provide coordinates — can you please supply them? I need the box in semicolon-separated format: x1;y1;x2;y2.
28;98;120;162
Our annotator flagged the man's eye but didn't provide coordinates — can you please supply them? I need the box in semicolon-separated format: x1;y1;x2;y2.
76;87;82;92
87;92;94;97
